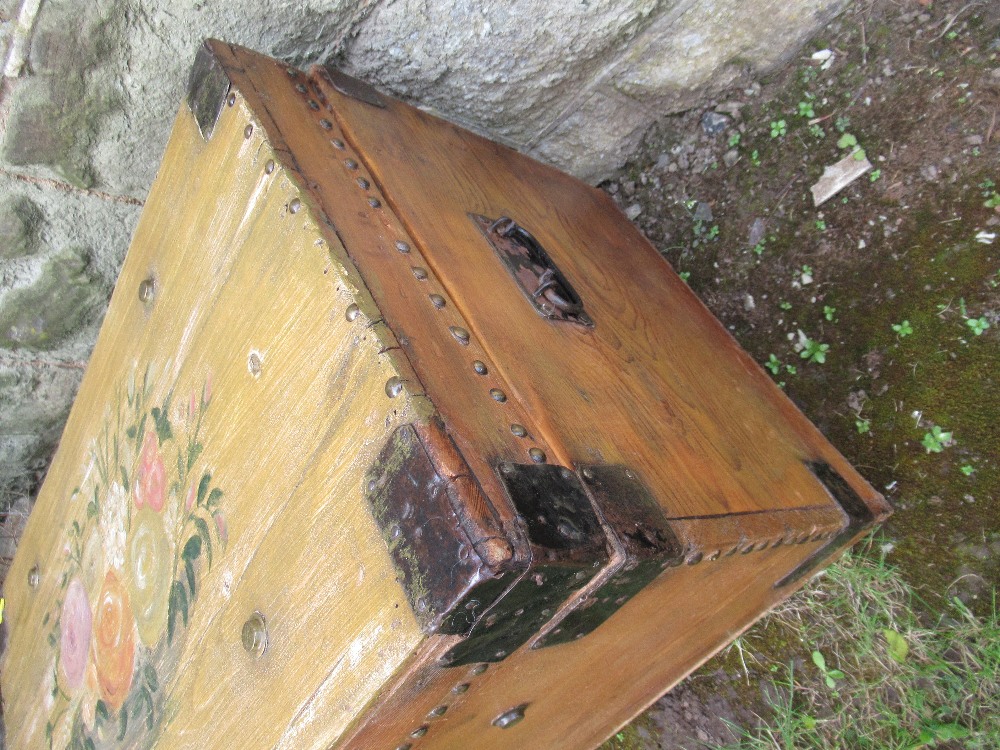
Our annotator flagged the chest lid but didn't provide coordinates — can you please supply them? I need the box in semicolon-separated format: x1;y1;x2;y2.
209;43;882;526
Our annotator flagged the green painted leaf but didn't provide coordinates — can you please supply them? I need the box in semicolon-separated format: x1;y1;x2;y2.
883;628;909;663
185;557;196;599
188;442;203;471
197;473;212;507
207;487;223;509
96;699;110;724
126;425;137;439
118;703;128;740
135;413;147;449
142;686;155;730
132;690;145;721
174;580;188;626
84;736;96;750
168;580;188;645
183;534;202;561
152;392;173;444
194;516;212;567
87;501;98;519
120;464;129;491
48;632;57;647
144;663;159;692
828;669;845;680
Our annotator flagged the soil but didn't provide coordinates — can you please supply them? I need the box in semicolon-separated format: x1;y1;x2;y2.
598;1;1000;747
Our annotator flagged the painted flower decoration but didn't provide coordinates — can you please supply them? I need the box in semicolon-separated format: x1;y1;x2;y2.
58;578;92;691
128;508;172;646
136;429;166;512
94;569;136;712
101;481;127;571
41;367;225;746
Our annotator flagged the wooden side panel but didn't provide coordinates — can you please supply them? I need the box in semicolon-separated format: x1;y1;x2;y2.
208;43;532;545
337;540;827;750
314;69;885;522
1;92;426;749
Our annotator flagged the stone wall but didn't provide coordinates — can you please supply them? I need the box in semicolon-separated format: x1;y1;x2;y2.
0;0;848;500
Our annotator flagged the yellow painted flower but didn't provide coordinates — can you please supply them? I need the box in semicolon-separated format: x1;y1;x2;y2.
127;508;172;646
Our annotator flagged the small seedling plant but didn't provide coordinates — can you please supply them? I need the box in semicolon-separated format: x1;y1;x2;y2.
921;425;953;453
811;650;845;690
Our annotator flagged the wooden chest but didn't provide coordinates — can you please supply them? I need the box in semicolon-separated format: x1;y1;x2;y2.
1;41;890;750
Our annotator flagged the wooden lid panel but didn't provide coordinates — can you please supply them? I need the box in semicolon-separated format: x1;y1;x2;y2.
314;76;881;520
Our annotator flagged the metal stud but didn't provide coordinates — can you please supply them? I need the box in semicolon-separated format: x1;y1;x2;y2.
449;326;470;345
429;294;446;309
307;100;319;110
581;467;595;481
289;198;302;214
411;267;428;281
472;360;488;375
452;682;470;695
368;197;381;208
492;704;528;729
410;725;428;738
227;93;236;107
286;67;298;77
248;351;263;377
685;551;704;565
295;83;307;93
395;745;412;750
510;423;527;438
385;376;404;398
28;564;40;589
331;138;345;150
138;278;155;303
344;158;358;170
490;388;507;403
356;177;370;189
241;612;267;656
345;303;361;322
319;119;332;130
427;705;448;719
265;159;275;174
395;240;410;253
471;664;488;675
528;447;546;464
244;124;253;139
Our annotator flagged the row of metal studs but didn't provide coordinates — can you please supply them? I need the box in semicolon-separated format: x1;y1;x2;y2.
391;662;489;750
686;527;838;566
285;66;551;467
282;68;538;745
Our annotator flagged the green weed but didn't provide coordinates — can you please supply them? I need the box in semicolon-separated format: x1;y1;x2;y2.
715;551;1000;750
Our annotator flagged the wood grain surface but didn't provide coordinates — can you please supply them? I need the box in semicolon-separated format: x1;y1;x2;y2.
2;40;890;750
2;90;427;750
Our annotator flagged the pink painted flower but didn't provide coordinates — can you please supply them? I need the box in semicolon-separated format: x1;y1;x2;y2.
136;430;165;512
186;482;196;511
59;577;92;691
215;512;228;546
202;373;213;406
188;391;197;419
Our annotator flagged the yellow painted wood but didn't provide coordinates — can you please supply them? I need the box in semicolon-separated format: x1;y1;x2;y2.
2;92;425;749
